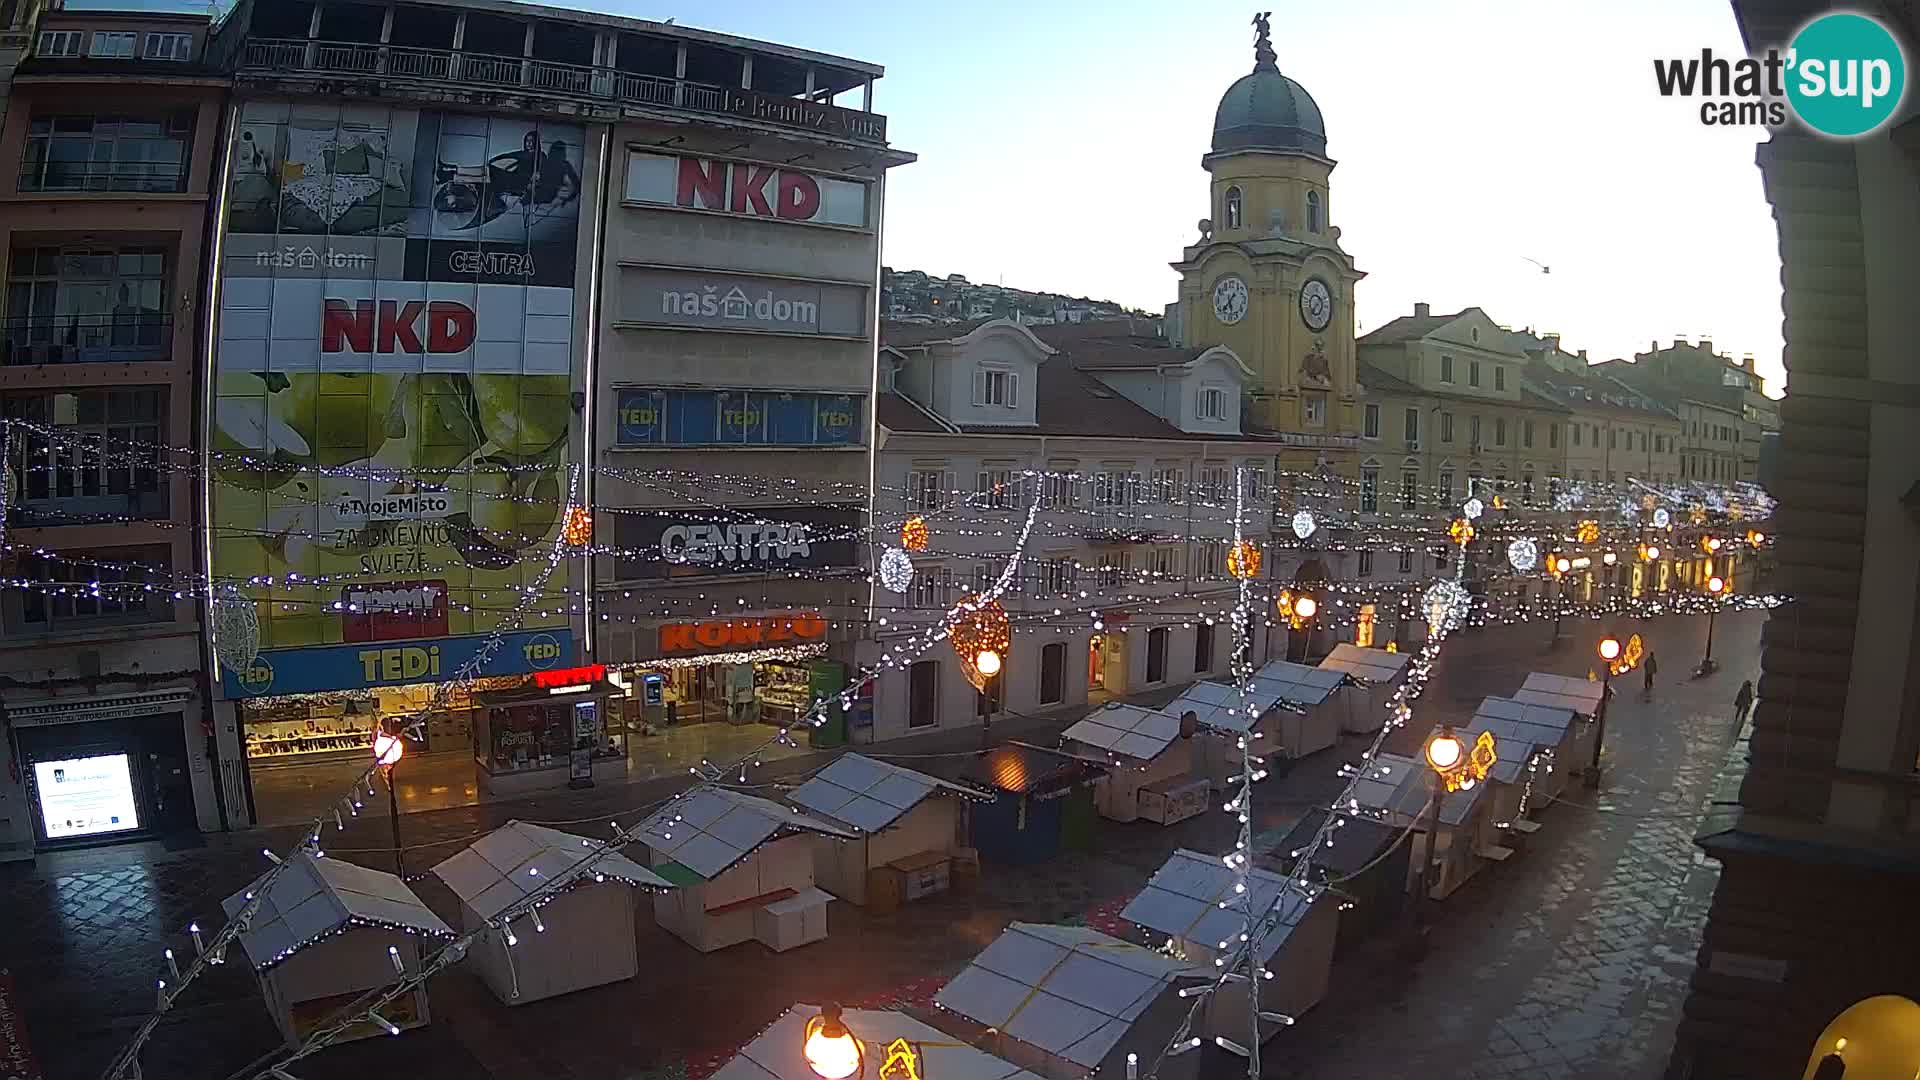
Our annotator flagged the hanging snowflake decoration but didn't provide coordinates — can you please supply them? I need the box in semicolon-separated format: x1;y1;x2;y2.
1462;497;1485;521
878;546;915;593
1291;510;1317;540
1554;489;1578;513
1422;579;1471;635
1507;537;1539;572
212;582;261;674
1652;507;1672;529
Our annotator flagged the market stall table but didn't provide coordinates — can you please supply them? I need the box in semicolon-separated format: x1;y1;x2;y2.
1170;661;1346;791
1121;848;1337;1040
1317;643;1412;734
934;922;1206;1080
1059;703;1205;824
222;851;453;1047
430;820;674;1004
712;1004;1043;1080
636;785;854;953
786;753;989;909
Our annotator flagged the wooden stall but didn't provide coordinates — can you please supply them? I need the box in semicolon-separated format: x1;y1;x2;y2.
934;922;1205;1080
1271;809;1408;951
223;851;453;1047
1318;644;1412;734
1172;662;1347;792
787;753;989;909
1060;704;1207;824
1348;751;1499;900
1471;695;1582;806
430;820;674;1004
712;1004;1042;1080
636;786;854;953
958;743;1105;866
1121;848;1338;1041
1511;672;1606;773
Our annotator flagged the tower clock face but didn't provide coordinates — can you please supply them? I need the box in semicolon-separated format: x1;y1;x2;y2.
1299;278;1333;331
1212;275;1249;326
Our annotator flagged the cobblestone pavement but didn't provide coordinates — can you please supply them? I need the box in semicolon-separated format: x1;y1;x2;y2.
0;611;1761;1080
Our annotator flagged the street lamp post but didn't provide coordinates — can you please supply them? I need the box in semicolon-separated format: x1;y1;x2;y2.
1586;635;1621;788
1418;728;1465;925
372;719;405;875
1697;575;1725;678
804;1004;863;1080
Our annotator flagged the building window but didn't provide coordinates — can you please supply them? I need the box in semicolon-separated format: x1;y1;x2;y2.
908;660;940;729
1360;466;1379;512
1441;412;1454;443
1469;415;1482;447
1440;355;1455;383
1147;546;1181;580
1495;417;1507;446
906;468;951;512
1438;468;1454;498
1495;366;1507;391
1151;466;1183;504
973;366;1017;407
10;546;173;633
6;247;172;365
1242;466;1266;505
143;32;194;61
1609;428;1618;450
1550;423;1559;449
1199;386;1227;421
1097;550;1133;588
1040;557;1076;595
1197;465;1228;503
1523;467;1536;502
1040;642;1065;705
1363;402;1380;438
976;468;1020;510
1358;549;1374;577
4;389;166;524
1572;424;1582;447
1303;393;1326;427
1146;627;1169;684
1404;407;1420;445
1196;542;1224;578
20;113;192;193
1469;360;1481;387
1194;623;1216;673
1590;424;1599;445
1523;419;1534;448
36;30;82;57
89;31;137;58
909;566;953;611
1223;186;1243;229
1306;191;1323;233
1401;469;1419;507
1398;550;1413;573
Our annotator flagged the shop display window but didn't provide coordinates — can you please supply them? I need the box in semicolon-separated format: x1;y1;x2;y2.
475;700;623;774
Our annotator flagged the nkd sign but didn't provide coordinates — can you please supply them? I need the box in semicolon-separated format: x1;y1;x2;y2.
624;152;869;228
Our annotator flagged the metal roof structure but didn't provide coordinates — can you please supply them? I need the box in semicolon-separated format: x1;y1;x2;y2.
787;753;984;833
636;785;855;882
1273;808;1405;878
1319;643;1412;684
1120;848;1311;965
1060;703;1184;761
431;821;673;920
935;922;1200;1069
1473;696;1579;746
712;1005;1043;1080
1350;752;1488;827
967;743;1108;796
1512;672;1606;717
223;851;452;972
1164;660;1341;735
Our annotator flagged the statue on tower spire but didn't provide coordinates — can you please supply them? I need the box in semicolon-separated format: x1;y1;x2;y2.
1252;11;1277;72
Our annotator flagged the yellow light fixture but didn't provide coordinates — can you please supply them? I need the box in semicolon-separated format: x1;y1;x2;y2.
1642;543;1662;562
900;515;929;553
1449;518;1475;546
1292;595;1317;619
1602;551;1618;566
1553;555;1572;575
1425;729;1464;772
1490;494;1506;510
1577;519;1600;544
1598;636;1622;662
951;595;1011;691
1226;540;1262;580
1385;640;1399;653
1747;529;1766;547
975;648;1003;677
803;1005;862;1080
373;728;405;767
1703;537;1723;553
561;505;594;547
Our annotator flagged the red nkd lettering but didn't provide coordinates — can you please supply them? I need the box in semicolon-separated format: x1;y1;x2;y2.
777;171;820;220
729;165;777;216
676;157;726;211
321;300;475;354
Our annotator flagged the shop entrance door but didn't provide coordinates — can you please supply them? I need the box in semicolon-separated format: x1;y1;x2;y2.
140;725;196;834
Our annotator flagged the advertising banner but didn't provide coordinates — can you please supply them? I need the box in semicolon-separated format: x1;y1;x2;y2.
614;388;860;447
623;152;869;228
611;506;861;581
220;629;575;699
215;105;585;690
33;754;140;840
619;267;867;337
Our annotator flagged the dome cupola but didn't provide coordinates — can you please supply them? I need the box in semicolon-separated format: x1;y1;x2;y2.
1211;12;1327;157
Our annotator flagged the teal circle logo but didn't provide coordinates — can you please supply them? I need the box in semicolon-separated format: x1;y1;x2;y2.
234;654;275;695
1786;12;1907;137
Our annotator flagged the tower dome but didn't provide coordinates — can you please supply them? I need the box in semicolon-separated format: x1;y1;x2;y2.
1212;13;1327;157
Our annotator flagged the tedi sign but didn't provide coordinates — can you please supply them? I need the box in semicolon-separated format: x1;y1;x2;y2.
661;522;814;566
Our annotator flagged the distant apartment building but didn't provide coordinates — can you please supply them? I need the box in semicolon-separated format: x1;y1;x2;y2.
1597;337;1778;485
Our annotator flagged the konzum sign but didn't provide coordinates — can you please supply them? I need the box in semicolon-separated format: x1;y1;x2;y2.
624;152;869;228
657;613;828;654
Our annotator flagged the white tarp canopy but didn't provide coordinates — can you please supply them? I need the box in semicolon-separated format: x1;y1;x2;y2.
1120;848;1311;965
1512;672;1605;718
935;922;1201;1070
636;785;854;881
1318;644;1412;685
712;1005;1043;1080
1060;703;1184;762
787;753;981;833
431;820;674;920
223;851;453;971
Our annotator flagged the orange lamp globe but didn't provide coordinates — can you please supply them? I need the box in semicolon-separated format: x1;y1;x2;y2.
803;1007;862;1080
975;649;1003;677
1292;595;1317;619
1599;637;1622;662
372;730;405;767
1426;730;1464;772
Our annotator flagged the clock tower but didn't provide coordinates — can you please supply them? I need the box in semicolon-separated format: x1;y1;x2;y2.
1172;13;1364;447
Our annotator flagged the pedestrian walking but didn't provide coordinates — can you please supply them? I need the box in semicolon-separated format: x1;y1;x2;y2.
1643;652;1659;701
1734;679;1755;723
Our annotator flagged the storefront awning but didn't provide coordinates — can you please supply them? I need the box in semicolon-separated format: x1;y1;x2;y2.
6;689;193;728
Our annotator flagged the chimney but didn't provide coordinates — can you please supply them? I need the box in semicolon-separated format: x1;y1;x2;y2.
1578;348;1588;361
1743;354;1755;373
1414;302;1431;318
1544;333;1560;351
1699;338;1714;355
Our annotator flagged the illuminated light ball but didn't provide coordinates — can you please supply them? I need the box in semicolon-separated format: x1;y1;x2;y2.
1577;519;1600;544
1653;508;1672;529
878;547;914;593
1703;537;1722;553
802;1007;861;1080
1226;540;1262;580
1423;579;1469;632
561;506;593;547
1708;576;1726;594
900;515;930;553
1506;538;1539;572
372;730;405;767
1747;530;1766;547
976;649;1002;677
1555;556;1572;574
1599;637;1622;662
1292;596;1317;619
1291;510;1317;540
1426;730;1464;771
1462;497;1484;521
1602;551;1618;566
1449;518;1475;546
1644;544;1662;561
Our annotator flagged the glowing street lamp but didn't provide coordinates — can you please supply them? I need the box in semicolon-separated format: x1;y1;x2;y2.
1291;595;1317;620
1587;636;1621;788
804;1004;863;1080
1698;575;1727;678
975;649;1003;677
373;719;407;874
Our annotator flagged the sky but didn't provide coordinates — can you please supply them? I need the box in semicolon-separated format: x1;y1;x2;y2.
118;0;1789;393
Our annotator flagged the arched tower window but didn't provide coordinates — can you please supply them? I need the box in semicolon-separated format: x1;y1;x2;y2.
1224;187;1243;230
1307;191;1323;233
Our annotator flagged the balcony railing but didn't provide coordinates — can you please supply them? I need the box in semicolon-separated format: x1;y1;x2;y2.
2;314;173;366
18;164;188;195
237;38;889;144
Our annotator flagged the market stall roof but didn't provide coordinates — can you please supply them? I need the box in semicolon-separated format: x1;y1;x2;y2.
1060;703;1185;761
935;922;1201;1070
1121;848;1311;965
1165;662;1344;734
1473;695;1579;747
787;753;987;833
1511;672;1605;718
431;821;674;919
222;851;453;972
1319;643;1412;684
712;1005;1043;1080
1350;752;1488;827
966;742;1109;796
636;785;855;882
1271;808;1404;879
1250;659;1349;706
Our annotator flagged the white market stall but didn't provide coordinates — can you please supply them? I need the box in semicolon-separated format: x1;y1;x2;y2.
934;922;1205;1080
1467;695;1582;809
223;851;453;1047
1060;703;1207;825
1349;751;1500;901
430;820;675;1004
1317;644;1412;734
1171;662;1346;791
787;753;987;909
1120;848;1337;1040
712;1004;1043;1080
636;785;855;953
1511;672;1605;771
